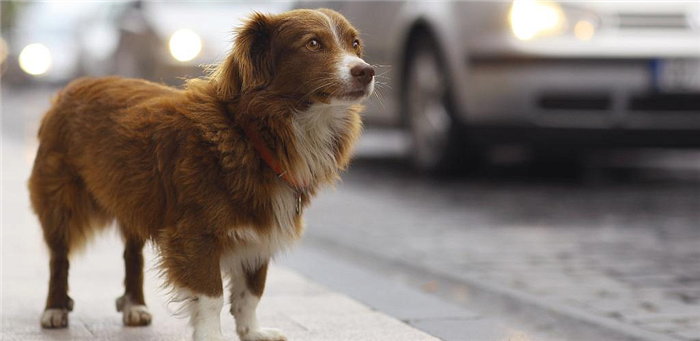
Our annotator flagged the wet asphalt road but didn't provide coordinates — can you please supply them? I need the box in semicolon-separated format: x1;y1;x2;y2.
3;85;699;340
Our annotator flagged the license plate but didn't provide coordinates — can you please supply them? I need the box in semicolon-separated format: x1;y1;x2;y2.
653;59;700;92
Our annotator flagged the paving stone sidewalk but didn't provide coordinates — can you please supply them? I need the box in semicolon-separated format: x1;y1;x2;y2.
301;162;700;341
3;255;438;341
0;194;437;341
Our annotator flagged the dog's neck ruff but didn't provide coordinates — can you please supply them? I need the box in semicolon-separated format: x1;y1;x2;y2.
242;124;307;215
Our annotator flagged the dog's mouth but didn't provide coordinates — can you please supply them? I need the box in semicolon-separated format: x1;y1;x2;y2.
318;89;369;101
316;91;362;100
315;84;372;103
340;90;367;99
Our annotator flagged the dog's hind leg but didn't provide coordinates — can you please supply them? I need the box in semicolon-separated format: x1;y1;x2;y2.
116;233;152;326
40;231;73;328
30;150;98;328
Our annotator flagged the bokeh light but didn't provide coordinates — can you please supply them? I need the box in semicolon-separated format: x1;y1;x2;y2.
19;43;52;76
169;29;202;62
574;20;595;41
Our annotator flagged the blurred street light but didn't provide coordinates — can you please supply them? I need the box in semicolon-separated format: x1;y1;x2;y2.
18;43;51;76
169;29;202;62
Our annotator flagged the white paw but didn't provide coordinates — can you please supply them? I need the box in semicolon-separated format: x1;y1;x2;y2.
116;295;152;326
40;308;69;328
239;327;287;341
123;304;152;326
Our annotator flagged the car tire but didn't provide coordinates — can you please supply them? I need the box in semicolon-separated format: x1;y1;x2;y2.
403;31;475;174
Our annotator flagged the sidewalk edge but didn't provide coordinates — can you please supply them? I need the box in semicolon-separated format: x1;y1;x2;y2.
299;234;680;341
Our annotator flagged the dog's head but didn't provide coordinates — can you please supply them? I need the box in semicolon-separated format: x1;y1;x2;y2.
213;8;374;105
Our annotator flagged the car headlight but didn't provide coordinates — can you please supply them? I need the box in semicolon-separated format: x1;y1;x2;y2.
509;0;565;40
169;29;202;62
19;43;52;76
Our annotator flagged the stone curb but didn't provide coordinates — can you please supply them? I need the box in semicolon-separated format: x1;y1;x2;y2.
301;234;681;341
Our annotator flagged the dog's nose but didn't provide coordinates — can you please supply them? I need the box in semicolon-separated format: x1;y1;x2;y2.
350;64;375;85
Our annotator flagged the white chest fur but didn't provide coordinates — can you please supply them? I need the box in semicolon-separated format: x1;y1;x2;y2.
222;103;349;271
222;186;300;271
290;103;351;186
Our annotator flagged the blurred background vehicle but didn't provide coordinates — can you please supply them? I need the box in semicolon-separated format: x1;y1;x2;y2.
107;1;291;82
2;1;291;85
298;0;700;172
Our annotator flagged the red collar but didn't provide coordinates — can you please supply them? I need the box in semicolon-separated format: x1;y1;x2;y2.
242;124;305;190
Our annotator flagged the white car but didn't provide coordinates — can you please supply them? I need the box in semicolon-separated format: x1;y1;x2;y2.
299;1;700;171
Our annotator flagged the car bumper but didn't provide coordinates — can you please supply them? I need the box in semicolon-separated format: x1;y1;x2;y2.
473;31;700;60
465;57;700;132
470;125;700;148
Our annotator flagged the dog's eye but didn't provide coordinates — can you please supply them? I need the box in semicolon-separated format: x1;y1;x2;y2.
306;39;321;51
352;39;360;51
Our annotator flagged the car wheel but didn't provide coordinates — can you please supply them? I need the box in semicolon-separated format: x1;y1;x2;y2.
404;33;469;173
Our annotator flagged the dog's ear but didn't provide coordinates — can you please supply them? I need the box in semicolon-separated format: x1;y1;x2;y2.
213;13;276;98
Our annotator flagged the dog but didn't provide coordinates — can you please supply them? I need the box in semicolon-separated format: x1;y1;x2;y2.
29;8;373;341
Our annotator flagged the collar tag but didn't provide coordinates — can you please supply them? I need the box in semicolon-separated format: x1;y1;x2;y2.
296;191;302;216
243;124;308;216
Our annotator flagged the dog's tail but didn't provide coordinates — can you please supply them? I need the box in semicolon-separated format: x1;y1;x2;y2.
29;96;111;256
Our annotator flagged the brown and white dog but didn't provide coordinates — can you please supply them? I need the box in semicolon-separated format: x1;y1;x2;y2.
29;8;373;341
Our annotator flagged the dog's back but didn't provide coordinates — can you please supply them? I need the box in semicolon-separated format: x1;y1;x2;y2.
30;76;179;243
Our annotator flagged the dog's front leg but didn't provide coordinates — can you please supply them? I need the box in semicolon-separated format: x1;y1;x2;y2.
188;293;225;341
161;232;226;341
228;261;286;341
172;284;226;341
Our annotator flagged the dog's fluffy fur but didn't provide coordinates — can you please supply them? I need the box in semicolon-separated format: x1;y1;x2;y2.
29;8;373;341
